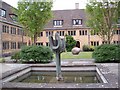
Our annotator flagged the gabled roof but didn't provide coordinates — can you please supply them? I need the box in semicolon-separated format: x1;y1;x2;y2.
1;1;15;23
1;1;21;27
45;9;88;30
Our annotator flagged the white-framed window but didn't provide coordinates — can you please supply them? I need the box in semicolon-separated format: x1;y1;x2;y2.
46;42;49;46
18;42;23;49
113;41;120;45
79;30;87;35
72;19;82;25
68;31;76;36
57;31;65;36
36;42;43;46
46;31;53;37
53;20;63;26
11;42;16;49
91;41;99;46
2;25;9;33
2;41;9;50
114;30;120;35
0;8;6;18
39;32;43;37
17;28;23;35
11;27;16;34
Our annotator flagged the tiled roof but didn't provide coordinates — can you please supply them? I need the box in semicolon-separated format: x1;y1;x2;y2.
1;2;15;23
1;2;88;29
1;2;21;27
45;9;88;30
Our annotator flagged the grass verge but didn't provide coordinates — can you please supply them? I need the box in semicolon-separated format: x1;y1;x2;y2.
54;52;93;59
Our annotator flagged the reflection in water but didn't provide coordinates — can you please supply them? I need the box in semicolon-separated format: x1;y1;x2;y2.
11;71;101;83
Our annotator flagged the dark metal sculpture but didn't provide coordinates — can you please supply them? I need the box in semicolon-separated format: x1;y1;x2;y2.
49;33;65;81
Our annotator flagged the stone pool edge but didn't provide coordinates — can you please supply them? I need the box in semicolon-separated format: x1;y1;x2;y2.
1;64;118;89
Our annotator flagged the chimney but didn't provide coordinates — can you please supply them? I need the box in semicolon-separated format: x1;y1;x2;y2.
75;3;79;9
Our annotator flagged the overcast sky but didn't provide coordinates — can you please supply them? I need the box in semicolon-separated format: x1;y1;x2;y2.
2;0;88;10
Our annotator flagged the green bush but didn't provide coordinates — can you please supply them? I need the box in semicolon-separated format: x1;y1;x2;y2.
92;44;120;63
0;58;5;63
89;46;95;51
82;45;95;51
82;45;89;51
11;52;21;63
66;35;76;52
20;45;53;63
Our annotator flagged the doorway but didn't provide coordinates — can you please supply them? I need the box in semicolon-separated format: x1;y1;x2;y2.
76;41;80;48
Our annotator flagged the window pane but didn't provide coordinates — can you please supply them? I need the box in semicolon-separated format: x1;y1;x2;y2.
79;30;81;35
46;32;48;37
82;30;84;35
53;20;63;26
0;9;6;18
85;30;87;35
73;19;82;25
74;31;76;35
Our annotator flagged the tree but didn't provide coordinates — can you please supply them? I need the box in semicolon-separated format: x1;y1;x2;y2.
118;1;120;25
118;1;120;17
66;35;76;52
86;0;118;44
17;0;53;44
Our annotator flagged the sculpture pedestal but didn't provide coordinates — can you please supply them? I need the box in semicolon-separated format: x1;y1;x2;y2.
55;53;63;81
56;74;63;81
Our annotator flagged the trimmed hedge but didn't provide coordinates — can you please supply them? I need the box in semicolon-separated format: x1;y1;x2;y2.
92;44;120;63
12;45;54;63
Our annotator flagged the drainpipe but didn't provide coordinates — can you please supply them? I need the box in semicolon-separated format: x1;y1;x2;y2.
88;31;90;46
21;29;24;46
0;23;2;58
0;1;2;58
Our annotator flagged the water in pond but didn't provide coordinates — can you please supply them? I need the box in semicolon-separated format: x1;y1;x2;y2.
11;71;101;83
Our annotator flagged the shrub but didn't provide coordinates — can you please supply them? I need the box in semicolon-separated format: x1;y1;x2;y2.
92;44;120;63
82;45;95;51
0;58;5;63
20;45;53;63
89;46;95;51
11;52;21;63
82;45;89;51
66;35;76;52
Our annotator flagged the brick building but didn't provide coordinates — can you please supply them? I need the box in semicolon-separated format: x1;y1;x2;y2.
36;3;120;48
0;2;120;57
0;1;30;57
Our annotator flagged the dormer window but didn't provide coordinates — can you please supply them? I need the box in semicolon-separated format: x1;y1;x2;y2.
0;8;6;18
9;14;18;22
53;20;63;26
72;19;82;25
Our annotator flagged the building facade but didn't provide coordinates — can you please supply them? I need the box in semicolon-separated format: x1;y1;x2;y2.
0;1;30;57
0;2;120;57
36;8;120;49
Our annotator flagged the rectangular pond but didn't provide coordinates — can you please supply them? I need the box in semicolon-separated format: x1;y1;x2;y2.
11;71;101;83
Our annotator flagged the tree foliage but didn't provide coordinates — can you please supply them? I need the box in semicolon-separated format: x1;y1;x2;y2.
86;0;118;44
118;1;120;17
17;0;53;44
66;35;76;52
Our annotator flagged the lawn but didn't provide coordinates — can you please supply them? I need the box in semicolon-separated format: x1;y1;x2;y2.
54;52;93;59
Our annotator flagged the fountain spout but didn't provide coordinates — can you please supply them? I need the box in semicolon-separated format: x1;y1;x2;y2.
49;33;65;81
